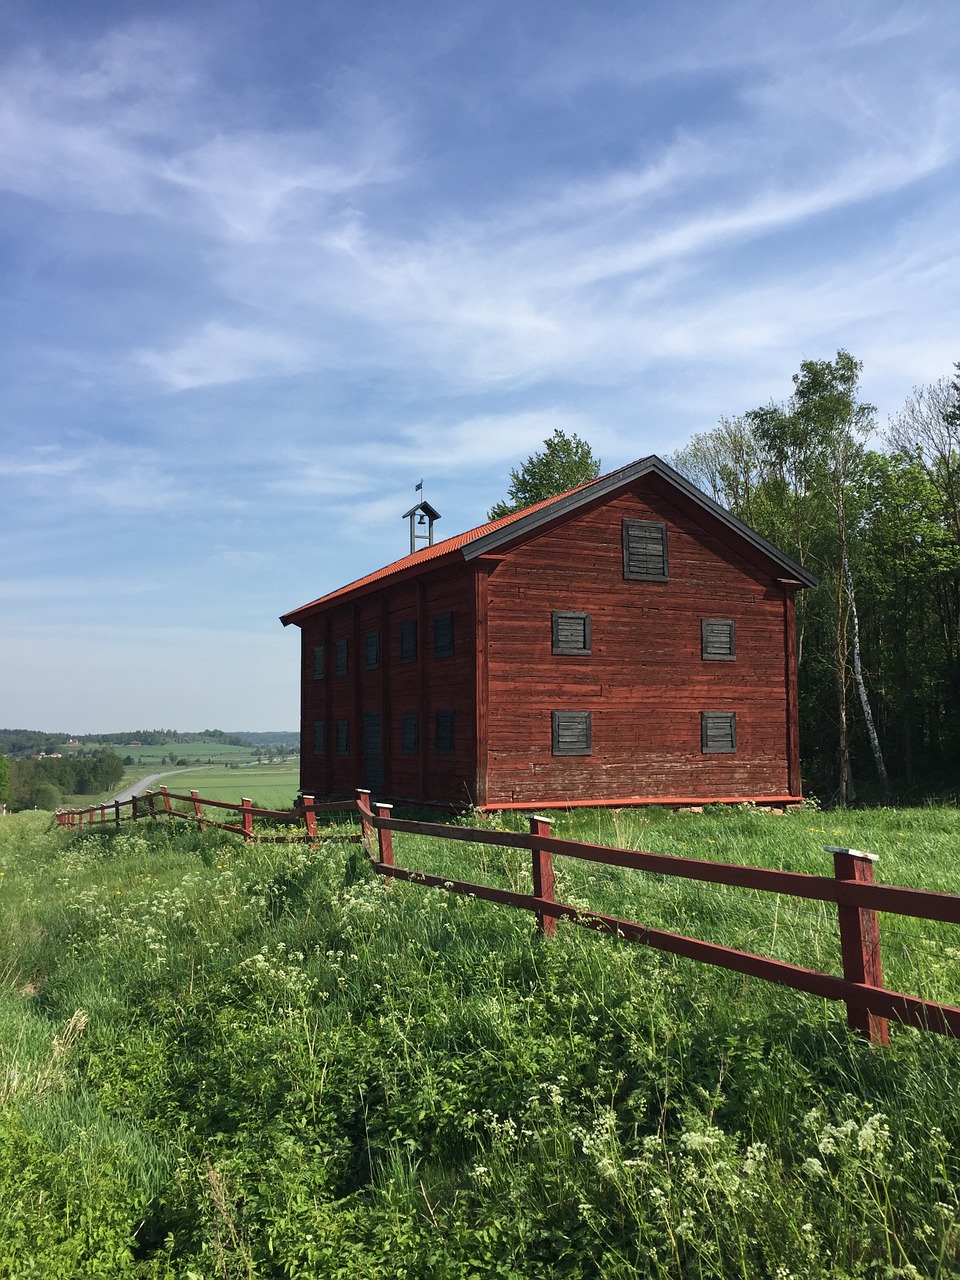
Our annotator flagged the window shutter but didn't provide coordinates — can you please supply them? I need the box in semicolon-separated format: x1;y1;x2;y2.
313;645;325;679
701;711;736;753
364;630;381;670
335;718;350;756
701;619;736;661
435;710;455;755
552;611;591;655
551;710;592;756
399;619;417;664
313;720;325;756
362;712;384;792
335;638;349;675
401;712;419;755
433;611;454;658
622;519;669;581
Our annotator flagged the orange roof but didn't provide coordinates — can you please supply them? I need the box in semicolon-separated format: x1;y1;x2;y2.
280;483;589;624
279;454;818;627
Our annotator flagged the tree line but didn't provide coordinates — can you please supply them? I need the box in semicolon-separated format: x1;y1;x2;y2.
668;352;960;804
1;752;125;812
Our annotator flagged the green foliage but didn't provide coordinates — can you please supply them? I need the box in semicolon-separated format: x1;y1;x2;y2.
671;351;960;804
488;429;601;519
9;752;125;810
1;809;959;1276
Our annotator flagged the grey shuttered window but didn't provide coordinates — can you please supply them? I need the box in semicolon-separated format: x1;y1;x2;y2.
435;710;455;755
364;630;381;670
433;611;454;658
313;720;325;756
313;645;325;679
399;619;417;664
622;519;669;581
362;712;384;792
335;638;349;675
552;611;591;655
701;711;736;753
551;710;592;756
701;619;736;661
335;718;350;756
401;712;419;755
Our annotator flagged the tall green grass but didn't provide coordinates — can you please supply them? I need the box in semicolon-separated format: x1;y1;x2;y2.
0;806;957;1277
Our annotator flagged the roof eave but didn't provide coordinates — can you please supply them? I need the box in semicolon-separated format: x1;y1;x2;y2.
279;543;464;627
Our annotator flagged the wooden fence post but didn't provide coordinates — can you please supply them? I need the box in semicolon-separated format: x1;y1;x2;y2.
160;787;173;820
357;789;373;854
299;795;318;840
530;814;557;938
241;798;254;841
114;800;121;829
132;795;139;822
100;804;107;825
828;846;888;1046
88;806;96;827
190;790;206;832
376;803;394;867
145;791;158;822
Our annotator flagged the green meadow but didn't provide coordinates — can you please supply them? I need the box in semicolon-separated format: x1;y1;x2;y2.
144;762;302;811
0;804;957;1278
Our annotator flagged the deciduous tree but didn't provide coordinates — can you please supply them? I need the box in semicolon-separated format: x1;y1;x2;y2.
488;429;601;519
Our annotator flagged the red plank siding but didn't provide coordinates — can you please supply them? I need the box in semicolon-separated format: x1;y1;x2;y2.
483;481;793;805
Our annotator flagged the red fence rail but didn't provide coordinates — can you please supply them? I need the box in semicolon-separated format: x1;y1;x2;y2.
356;791;960;1045
56;788;356;843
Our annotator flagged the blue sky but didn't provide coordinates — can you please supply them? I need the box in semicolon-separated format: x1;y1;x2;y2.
1;0;958;732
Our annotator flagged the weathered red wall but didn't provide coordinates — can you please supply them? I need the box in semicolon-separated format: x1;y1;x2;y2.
481;478;794;804
298;566;478;804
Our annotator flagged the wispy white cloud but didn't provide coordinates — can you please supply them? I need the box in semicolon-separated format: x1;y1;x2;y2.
0;446;84;477
135;322;315;390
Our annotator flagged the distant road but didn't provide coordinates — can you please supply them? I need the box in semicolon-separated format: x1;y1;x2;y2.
110;767;206;804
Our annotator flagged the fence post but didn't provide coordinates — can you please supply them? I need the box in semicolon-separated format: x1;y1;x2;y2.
190;790;206;832
530;814;557;938
828;846;888;1046
299;795;318;840
241;798;254;841
357;789;373;854
376;803;394;867
114;800;121;829
100;804;107;825
132;795;139;822
159;787;173;820
89;806;96;826
145;792;157;822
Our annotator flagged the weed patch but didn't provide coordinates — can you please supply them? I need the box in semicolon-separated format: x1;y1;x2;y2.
0;808;958;1276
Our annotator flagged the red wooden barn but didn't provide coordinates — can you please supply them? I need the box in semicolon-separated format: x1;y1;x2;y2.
280;455;817;810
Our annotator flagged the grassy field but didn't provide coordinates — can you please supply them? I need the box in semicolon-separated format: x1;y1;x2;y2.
144;762;302;810
0;804;957;1277
52;740;294;810
102;740;263;768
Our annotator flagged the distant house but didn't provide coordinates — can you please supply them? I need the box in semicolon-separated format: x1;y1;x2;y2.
280;456;817;810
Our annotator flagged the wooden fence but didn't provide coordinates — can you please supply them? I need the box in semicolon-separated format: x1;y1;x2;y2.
57;785;960;1046
355;790;960;1047
56;787;355;842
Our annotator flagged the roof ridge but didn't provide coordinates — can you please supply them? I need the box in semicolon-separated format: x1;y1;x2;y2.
279;454;817;625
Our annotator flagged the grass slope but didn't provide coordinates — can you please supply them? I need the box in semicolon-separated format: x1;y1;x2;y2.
0;806;957;1278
